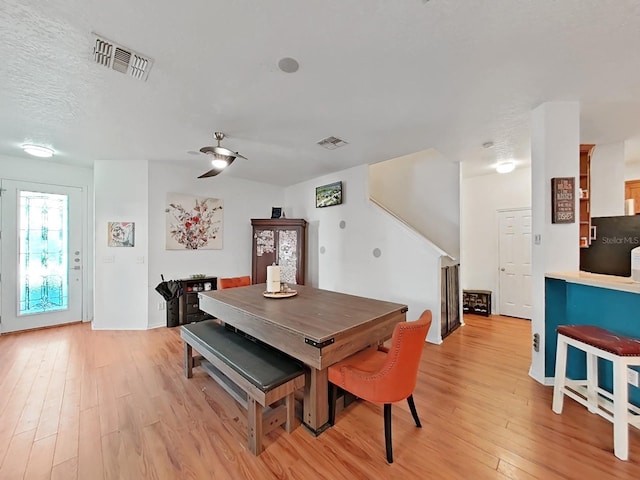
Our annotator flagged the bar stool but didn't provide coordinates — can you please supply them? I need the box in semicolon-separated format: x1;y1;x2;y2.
552;325;640;460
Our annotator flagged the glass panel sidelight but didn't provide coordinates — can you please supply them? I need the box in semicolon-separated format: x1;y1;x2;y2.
18;191;69;315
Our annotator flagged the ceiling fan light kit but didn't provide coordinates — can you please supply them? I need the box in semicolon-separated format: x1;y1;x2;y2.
211;157;229;169
197;132;247;178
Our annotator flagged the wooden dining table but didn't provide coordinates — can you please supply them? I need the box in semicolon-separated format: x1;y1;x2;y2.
197;283;408;435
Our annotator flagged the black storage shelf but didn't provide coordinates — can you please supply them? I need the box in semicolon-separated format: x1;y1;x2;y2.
167;276;217;327
462;290;491;317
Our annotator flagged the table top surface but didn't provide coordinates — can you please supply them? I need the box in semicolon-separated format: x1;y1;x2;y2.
199;283;407;342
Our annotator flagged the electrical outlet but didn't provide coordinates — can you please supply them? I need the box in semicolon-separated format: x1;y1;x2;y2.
628;368;640;387
532;333;540;352
158;302;165;311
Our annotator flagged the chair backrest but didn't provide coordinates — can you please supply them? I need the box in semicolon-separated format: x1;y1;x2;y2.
376;310;432;402
218;276;251;289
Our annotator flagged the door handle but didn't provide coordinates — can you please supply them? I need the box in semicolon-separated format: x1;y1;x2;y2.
72;266;81;270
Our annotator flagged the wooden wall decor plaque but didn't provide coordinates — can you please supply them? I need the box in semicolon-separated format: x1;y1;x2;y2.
551;177;575;224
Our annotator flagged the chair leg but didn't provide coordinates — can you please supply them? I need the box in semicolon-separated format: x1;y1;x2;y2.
552;335;568;414
613;359;629;461
407;394;422;428
329;383;338;426
586;352;598;414
384;403;393;463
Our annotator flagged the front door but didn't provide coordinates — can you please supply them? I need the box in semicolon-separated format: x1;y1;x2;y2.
498;208;532;319
1;180;83;333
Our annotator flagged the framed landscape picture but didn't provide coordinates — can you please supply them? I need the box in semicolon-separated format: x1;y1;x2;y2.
315;181;343;208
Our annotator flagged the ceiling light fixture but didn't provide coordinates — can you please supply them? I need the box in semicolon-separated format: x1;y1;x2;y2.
496;161;515;174
211;156;229;169
22;144;54;158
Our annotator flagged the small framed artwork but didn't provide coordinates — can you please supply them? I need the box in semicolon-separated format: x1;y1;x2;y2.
316;181;343;208
551;177;575;224
108;222;135;247
271;207;282;219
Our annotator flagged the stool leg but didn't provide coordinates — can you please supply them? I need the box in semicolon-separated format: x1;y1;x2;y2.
184;343;193;378
552;336;568;414
612;359;629;461
586;352;598;414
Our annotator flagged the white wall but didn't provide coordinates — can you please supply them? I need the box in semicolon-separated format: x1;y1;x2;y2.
369;149;460;259
625;162;640;181
94;161;149;330
0;154;94;321
461;167;531;313
147;162;284;328
530;101;580;383
285;164;444;343
590;142;625;217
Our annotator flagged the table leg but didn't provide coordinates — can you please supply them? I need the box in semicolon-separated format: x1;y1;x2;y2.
302;367;330;436
184;343;193;378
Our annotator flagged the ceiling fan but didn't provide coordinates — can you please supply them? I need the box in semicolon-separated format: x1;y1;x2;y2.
198;131;247;178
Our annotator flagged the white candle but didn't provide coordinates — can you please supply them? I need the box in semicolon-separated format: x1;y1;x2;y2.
625;198;635;216
266;265;281;293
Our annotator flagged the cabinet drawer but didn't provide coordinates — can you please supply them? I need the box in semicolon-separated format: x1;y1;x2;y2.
185;294;201;313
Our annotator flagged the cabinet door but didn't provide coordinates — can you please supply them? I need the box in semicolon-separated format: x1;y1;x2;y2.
278;229;301;284
625;180;640;214
253;228;277;283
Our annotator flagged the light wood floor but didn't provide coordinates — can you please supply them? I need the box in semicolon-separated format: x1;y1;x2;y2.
1;314;639;479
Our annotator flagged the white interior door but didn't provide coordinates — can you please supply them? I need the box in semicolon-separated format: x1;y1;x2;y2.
498;208;532;319
1;180;83;333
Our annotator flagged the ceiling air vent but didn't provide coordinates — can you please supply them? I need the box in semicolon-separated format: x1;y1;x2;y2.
92;34;153;81
317;136;348;150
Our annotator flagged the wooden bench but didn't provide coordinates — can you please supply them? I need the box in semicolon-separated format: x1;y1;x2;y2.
181;320;305;455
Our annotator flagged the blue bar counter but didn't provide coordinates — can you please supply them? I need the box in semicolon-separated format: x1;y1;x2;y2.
545;271;640;407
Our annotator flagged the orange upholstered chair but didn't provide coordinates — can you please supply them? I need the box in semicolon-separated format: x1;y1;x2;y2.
218;276;251;289
328;310;432;463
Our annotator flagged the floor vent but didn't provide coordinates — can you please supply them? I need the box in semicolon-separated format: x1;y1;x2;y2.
317;136;348;150
92;34;153;82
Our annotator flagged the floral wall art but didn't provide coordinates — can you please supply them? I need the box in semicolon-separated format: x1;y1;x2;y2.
165;193;223;250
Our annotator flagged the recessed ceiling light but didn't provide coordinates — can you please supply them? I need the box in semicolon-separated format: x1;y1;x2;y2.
22;144;54;158
496;161;515;174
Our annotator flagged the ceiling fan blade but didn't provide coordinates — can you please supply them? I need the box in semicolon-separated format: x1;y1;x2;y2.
197;157;236;178
211;145;247;160
198;168;224;178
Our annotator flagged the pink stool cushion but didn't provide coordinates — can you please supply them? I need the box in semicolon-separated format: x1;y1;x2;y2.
557;325;640;356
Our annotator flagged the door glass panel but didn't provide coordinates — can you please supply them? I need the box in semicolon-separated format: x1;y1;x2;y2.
19;190;69;315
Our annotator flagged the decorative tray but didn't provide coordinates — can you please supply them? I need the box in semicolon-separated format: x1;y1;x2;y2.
263;290;298;299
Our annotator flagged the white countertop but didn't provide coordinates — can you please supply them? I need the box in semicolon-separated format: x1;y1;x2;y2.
546;271;640;294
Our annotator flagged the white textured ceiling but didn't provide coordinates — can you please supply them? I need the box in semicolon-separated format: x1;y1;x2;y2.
1;0;640;184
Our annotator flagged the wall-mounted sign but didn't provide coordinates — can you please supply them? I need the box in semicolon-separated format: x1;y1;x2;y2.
551;177;575;224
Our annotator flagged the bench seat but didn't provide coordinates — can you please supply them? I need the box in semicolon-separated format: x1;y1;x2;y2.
181;320;305;454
